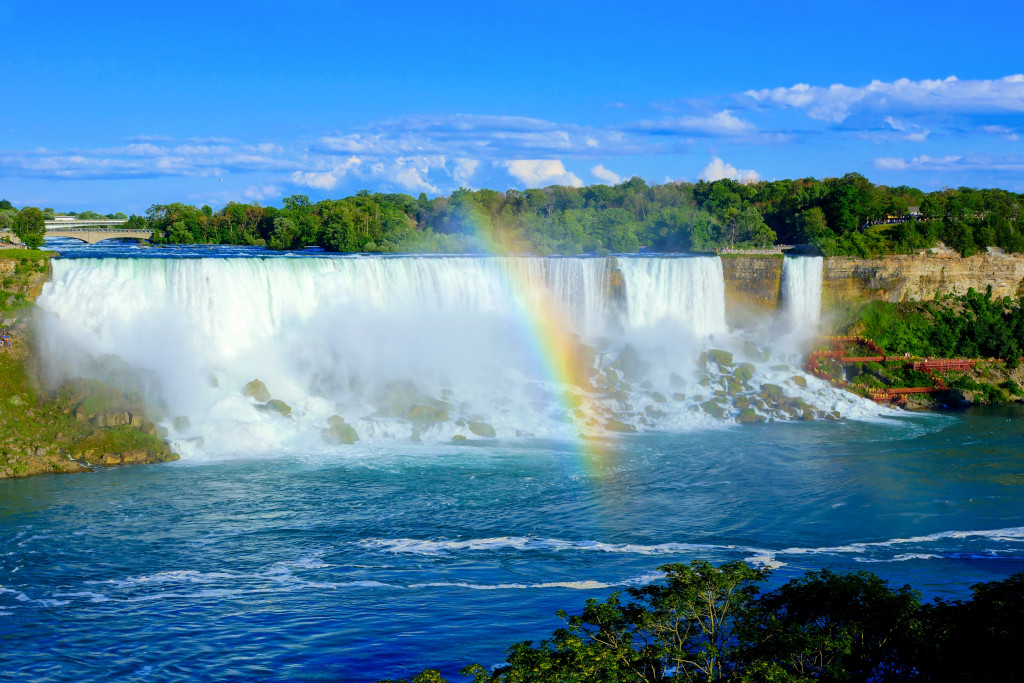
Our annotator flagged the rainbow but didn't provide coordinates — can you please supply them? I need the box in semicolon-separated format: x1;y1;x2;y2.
458;217;616;471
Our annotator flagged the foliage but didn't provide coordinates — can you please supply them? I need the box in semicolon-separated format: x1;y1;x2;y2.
382;564;1024;683
14;206;46;249
6;175;1024;256
855;288;1024;367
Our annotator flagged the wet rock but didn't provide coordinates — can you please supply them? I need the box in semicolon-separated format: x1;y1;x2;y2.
801;408;816;421
327;415;347;427
790;375;807;388
644;405;665;419
604;419;637;433
825;411;841;420
405;403;450;426
612;345;647;382
242;379;271;402
742;341;770;362
172;416;190;432
324;423;359;445
760;383;785;400
736;409;766;424
733;397;751;410
264;399;292;416
727;380;743;396
651;392;667;403
186;436;205;448
701;400;727;419
672;392;686;402
709;349;734;368
452;434;467;442
468;421;496;438
734;363;756;383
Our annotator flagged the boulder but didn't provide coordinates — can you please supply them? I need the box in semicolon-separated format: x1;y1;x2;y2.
672;392;686;402
736;409;766;424
734;362;756;383
701;400;727;419
790;375;808;388
327;415;347;427
604;419;636;433
708;349;734;367
405;403;450;427
452;434;467;442
468;421;496;438
611;345;647;382
324;423;359;445
651;392;667;403
172;416;190;432
760;383;785;400
242;379;271;402
264;399;292;416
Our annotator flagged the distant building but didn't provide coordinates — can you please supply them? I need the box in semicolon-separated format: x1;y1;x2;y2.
52;215;77;222
908;206;921;216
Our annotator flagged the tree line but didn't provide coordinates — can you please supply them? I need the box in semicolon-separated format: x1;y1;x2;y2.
384;561;1024;682
5;173;1024;256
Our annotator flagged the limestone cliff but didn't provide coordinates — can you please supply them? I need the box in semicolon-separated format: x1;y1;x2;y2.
719;255;783;326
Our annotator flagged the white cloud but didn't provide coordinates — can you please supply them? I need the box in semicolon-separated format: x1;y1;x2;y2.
874;155;964;171
290;171;340;190
633;110;756;136
244;184;283;201
746;74;1024;123
453;158;479;186
502;159;583;187
699;157;760;184
982;124;1019;142
591;164;623;184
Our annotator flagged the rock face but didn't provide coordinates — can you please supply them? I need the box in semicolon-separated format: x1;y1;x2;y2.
720;253;1024;325
242;379;271;402
720;255;783;325
822;253;1024;310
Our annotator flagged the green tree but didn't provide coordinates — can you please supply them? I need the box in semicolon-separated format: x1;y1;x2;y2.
14;207;46;249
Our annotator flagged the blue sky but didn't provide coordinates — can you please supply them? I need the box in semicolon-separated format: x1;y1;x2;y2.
3;0;1024;212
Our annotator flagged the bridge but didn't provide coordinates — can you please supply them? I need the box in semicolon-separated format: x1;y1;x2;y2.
1;219;153;245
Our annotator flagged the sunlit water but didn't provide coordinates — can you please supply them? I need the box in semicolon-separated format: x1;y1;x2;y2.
1;239;1022;681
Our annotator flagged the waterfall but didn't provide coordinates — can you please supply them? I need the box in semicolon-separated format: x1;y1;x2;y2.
34;253;875;454
782;256;824;332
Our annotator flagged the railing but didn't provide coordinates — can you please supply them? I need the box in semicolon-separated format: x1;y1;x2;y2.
44;219;129;228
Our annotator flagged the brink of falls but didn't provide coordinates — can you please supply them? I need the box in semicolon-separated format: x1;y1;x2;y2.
35;254;871;456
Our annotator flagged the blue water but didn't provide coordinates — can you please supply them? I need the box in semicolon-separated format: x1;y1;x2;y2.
3;410;1024;681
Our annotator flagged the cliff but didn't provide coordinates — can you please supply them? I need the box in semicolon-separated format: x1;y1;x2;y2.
719;252;1024;326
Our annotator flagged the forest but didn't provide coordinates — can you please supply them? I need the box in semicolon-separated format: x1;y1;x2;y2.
4;173;1024;257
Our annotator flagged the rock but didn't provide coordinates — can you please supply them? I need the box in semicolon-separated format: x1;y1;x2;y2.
760;383;785;399
651;392;667;403
701;400;727;419
242;379;271;402
672;392;686;402
172;416;190;432
736;409;766;424
324;423;359;445
468;421;496;438
801;408;815;421
825;411;841;420
141;421;159;436
727;380;743;396
604;419;636;433
734;397;751;410
93;410;132;428
405;403;450;426
790;375;807;388
708;349;734;367
734;362;756;383
644;405;665;418
611;345;647;382
327;415;347;427
185;436;205;448
452;434;467;442
742;341;771;362
264;399;291;416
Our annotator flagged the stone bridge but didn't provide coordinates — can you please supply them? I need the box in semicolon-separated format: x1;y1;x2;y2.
1;219;154;245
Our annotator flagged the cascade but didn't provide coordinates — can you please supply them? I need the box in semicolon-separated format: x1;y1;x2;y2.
781;255;824;333
35;254;874;455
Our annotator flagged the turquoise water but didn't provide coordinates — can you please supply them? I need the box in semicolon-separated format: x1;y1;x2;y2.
3;409;1024;681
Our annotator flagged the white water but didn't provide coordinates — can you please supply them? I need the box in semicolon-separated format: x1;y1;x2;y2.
35;255;880;455
782;255;824;333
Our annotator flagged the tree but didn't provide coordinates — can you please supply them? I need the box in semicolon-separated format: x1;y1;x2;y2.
14;207;46;249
